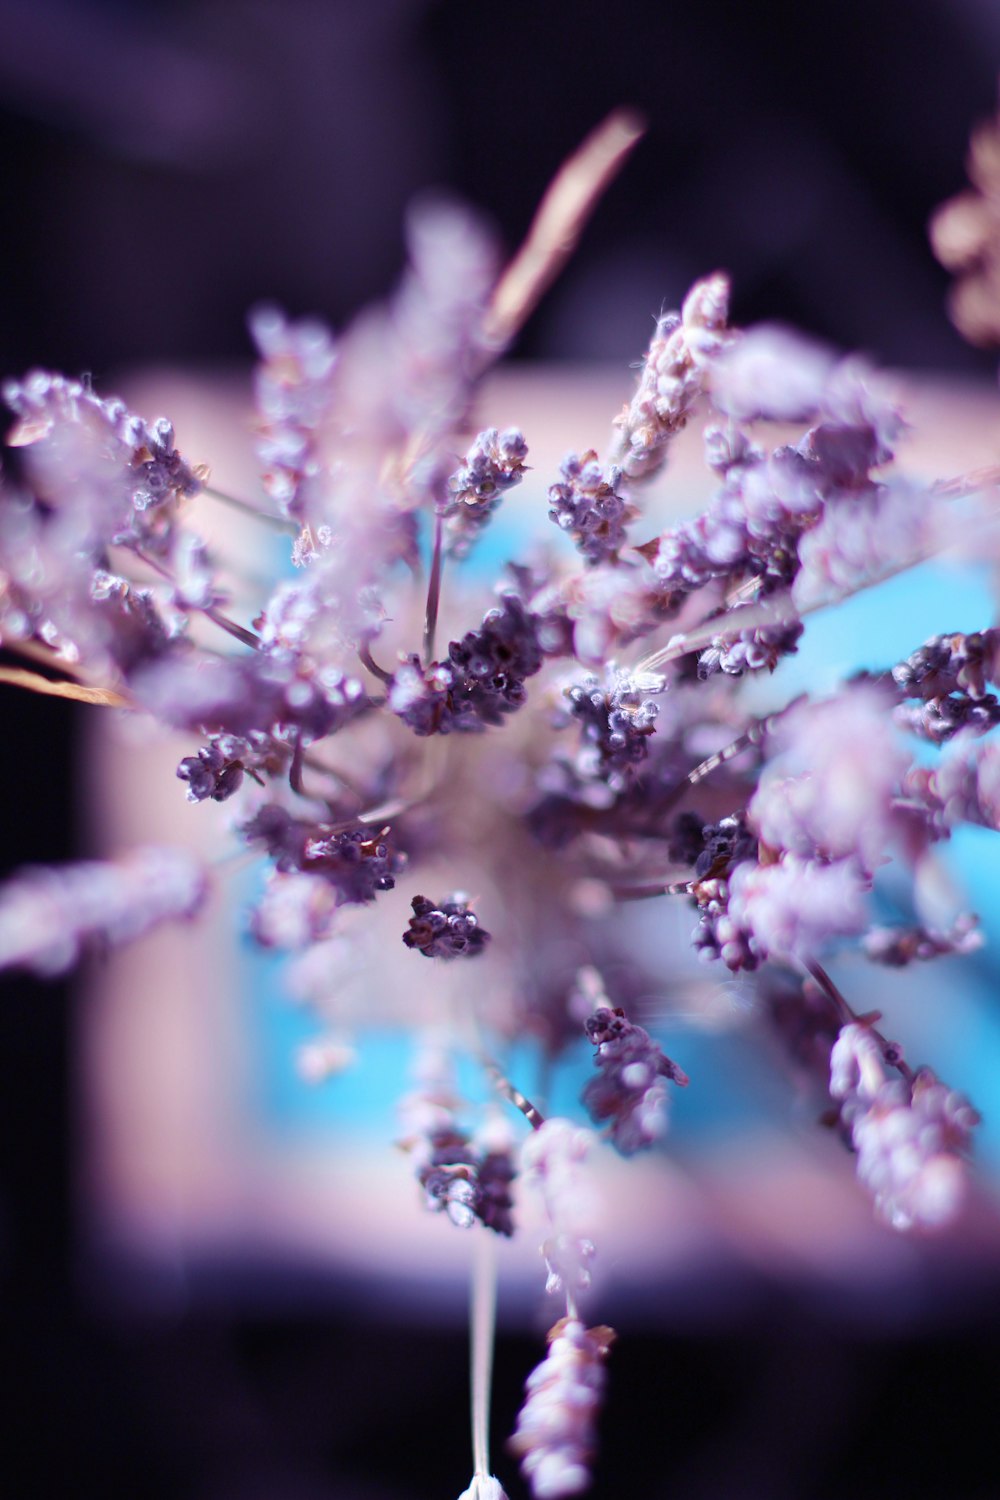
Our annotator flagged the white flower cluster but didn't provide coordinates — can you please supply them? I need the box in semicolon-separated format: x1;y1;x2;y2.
829;1022;979;1231
610;271;730;482
509;1318;614;1499
520;1118;599;1300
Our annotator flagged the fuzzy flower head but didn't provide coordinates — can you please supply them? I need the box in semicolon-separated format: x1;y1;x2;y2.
509;1318;615;1500
749;686;911;870
830;1024;980;1231
582;1003;688;1155
444;426;528;559
520;1118;599;1300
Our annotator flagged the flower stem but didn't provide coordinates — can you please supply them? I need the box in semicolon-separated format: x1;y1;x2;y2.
423;511;445;666
470;1230;498;1481
805;959;916;1084
483;1058;545;1130
201;483;299;534
0;665;128;707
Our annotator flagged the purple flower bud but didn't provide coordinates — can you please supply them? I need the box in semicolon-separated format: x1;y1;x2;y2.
402;894;490;959
582;1003;688;1155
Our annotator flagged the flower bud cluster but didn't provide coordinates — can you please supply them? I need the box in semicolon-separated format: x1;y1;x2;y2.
390;594;544;735
564;667;662;791
135;648;368;743
0;847;207;976
509;1318;615;1499
249;304;338;521
891;629;1000;742
402;894;490;958
399;1054;515;1234
862;915;983;966
243;805;405;909
610;272;730;483
582;1004;688;1155
177;730;288;803
3;370;201;543
520;1118;598;1301
444;427;528;559
830;1023;979;1231
547;451;635;565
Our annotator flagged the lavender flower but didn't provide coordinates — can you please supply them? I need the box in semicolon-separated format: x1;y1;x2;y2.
890;629;1000;741
509;1318;615;1499
249;304;338;521
248;871;340;949
242;806;405;910
710;324;835;422
444;426;528;559
134;647;368;743
829;1023;979;1230
390;594;543;735
0;847;207;976
582;1003;688;1154
792;483;938;613
748;686;910;870
399;1052;515;1233
177;731;287;803
862;915;983;966
519;1118;598;1302
4;370;202;546
547;452;634;565
609;272;730;482
563;666;663;791
726;854;869;963
402;894;490;959
696;619;804;678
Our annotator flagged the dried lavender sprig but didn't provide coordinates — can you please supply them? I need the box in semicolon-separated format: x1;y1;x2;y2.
634;482;1000;678
862;915;983;966
249;304;338;522
509;1318;614;1500
582;1001;688;1155
391;594;544;737
520;1118;599;1311
547;451;635;566
444;427;528;561
0;847;208;976
829;1021;979;1231
403;894;491;959
399;1050;515;1234
608;272;730;483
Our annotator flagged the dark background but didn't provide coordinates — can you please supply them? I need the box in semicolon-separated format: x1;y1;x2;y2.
2;2;1000;1496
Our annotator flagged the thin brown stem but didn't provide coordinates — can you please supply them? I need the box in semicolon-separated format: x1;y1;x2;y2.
201;483;299;534
126;544;262;651
805;959;916;1085
423;510;445;666
482;1057;545;1130
289;730;305;797
485;109;646;347
203;607;262;651
0;665;128;708
358;641;393;685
